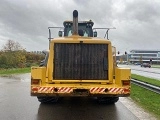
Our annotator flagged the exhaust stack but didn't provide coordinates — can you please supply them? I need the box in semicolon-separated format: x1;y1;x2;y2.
72;10;78;35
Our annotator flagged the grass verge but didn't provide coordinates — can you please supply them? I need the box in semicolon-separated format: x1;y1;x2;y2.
131;74;160;87
151;65;160;69
0;67;31;75
130;84;160;118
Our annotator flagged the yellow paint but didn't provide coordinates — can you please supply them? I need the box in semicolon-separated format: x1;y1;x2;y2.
31;67;46;83
31;35;131;97
115;67;131;85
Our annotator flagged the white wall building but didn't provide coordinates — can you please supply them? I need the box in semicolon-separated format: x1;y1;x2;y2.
129;50;160;64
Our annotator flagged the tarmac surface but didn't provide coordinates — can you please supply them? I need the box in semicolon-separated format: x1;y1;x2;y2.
0;73;157;120
120;64;160;80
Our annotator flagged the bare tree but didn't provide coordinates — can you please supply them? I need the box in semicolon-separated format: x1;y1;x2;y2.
0;40;26;68
3;40;23;51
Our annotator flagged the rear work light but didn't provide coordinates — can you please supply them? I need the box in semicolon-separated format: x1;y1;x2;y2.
122;80;130;86
31;79;40;85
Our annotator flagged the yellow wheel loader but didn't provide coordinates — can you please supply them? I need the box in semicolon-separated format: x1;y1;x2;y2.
31;10;131;104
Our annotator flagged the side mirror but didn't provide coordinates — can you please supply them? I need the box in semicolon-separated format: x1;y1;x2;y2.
93;31;97;37
58;31;63;37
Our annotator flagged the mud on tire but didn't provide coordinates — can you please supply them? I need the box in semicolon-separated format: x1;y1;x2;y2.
97;97;119;104
37;96;59;103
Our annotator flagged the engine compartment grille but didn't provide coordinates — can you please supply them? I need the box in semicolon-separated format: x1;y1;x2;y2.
54;43;108;80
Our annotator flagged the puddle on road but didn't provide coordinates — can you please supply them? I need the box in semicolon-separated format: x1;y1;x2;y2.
0;73;30;84
0;75;21;80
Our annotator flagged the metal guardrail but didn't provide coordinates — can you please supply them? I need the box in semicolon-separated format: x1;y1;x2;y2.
131;79;160;94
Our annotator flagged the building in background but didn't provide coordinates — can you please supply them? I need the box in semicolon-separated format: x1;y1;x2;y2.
128;50;160;64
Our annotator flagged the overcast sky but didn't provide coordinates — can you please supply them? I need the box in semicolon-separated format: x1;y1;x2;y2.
0;0;160;54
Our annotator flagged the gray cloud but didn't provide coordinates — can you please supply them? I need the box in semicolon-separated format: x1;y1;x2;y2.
0;0;160;53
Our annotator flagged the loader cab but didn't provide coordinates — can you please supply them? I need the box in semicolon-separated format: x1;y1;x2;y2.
62;21;94;37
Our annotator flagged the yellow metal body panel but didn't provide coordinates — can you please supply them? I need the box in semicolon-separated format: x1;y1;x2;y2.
115;67;131;85
31;67;46;81
46;36;113;83
31;35;131;97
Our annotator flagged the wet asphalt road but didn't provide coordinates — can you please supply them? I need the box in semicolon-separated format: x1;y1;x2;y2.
0;73;140;120
119;65;160;80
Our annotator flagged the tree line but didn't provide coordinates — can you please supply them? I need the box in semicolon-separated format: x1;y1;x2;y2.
0;40;44;69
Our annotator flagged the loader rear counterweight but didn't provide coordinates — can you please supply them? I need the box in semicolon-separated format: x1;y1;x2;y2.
31;10;131;104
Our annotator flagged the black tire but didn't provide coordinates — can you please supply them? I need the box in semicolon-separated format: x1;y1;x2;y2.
97;97;119;104
37;96;59;103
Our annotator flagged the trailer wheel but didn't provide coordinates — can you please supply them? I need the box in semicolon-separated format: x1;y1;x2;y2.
97;97;119;104
37;96;59;103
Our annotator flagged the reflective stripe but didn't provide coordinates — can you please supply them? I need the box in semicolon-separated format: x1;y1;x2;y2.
32;87;129;94
90;87;127;93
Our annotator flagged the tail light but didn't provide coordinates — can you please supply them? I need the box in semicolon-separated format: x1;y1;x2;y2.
122;80;130;86
32;87;38;92
31;79;40;85
123;88;130;93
